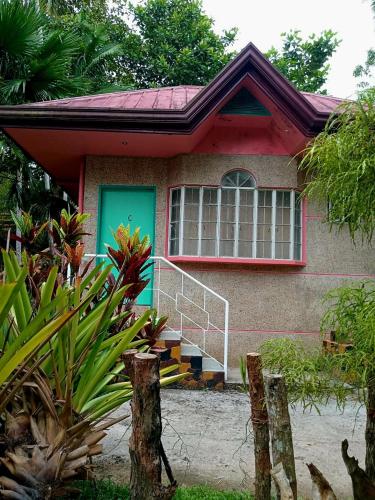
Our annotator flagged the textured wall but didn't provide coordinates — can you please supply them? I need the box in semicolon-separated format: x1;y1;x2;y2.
84;154;375;366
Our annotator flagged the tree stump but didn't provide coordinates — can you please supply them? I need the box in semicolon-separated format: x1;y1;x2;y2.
129;353;176;500
265;374;297;500
246;353;271;500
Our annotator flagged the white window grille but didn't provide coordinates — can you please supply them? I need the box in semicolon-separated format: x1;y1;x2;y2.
169;170;302;261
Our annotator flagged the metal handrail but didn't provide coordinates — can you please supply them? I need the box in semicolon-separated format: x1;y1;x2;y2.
84;253;229;380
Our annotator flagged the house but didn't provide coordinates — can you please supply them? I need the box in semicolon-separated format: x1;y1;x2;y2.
1;43;374;385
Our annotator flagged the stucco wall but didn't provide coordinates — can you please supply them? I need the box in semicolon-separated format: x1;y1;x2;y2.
84;154;375;366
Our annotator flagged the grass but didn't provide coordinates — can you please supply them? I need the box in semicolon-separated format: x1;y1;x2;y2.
71;481;253;499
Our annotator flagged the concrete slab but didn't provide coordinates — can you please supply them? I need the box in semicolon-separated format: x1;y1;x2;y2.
181;343;202;357
202;358;224;372
94;389;365;499
159;330;182;341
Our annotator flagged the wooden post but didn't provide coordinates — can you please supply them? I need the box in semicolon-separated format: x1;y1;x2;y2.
246;353;271;500
129;353;176;500
271;463;294;500
265;374;297;500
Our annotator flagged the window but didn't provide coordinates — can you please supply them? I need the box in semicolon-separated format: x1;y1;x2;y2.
169;170;302;261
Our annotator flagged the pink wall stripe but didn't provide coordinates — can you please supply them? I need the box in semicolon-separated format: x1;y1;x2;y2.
153;267;375;279
169;326;320;336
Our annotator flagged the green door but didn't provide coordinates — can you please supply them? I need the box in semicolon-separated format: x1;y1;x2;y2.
97;186;156;305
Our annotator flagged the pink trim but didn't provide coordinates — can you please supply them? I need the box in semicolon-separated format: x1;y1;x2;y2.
78;160;85;213
169;325;320;336
258;186;302;190
306;215;324;220
154;266;375;279
168;256;306;266
164;186;171;256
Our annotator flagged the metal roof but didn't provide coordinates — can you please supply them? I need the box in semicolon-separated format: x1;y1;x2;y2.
20;85;343;114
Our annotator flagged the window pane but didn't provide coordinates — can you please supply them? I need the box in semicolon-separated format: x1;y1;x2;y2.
171;188;181;205
203;188;217;205
238;233;252;258
185;187;199;204
275;191;291;259
184;220;198;239
256;190;272;258
219;188;236;257
184;238;198;255
275;242;290;259
182;187;200;256
201;239;216;256
220;239;235;257
169;189;181;256
294;195;302;260
169;236;179;255
202;222;216;238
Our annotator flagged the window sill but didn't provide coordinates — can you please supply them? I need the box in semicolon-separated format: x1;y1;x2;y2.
167;256;306;267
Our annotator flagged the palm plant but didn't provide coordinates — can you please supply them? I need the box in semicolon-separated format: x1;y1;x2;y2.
0;0;86;105
0;249;184;498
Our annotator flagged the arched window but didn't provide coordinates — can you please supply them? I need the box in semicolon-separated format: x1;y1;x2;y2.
221;170;256;188
169;170;302;261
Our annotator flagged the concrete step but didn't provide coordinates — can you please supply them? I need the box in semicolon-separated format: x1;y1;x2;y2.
180;343;202;358
202;358;224;373
159;330;182;341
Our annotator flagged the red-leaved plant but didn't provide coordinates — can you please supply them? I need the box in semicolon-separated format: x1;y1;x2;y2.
106;224;153;309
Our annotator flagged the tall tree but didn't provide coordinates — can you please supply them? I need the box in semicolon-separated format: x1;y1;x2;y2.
265;30;341;94
124;0;237;87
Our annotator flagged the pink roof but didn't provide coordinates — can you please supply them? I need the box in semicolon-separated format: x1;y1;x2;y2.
22;85;343;114
25;85;203;111
301;92;345;113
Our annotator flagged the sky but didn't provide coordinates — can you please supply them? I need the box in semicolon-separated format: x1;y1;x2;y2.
200;0;374;97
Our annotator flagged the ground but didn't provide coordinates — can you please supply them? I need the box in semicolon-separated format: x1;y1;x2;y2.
95;388;365;499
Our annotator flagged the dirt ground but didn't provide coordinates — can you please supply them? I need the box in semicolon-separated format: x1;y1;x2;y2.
94;388;366;499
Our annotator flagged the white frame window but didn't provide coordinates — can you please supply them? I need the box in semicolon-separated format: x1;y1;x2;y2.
168;170;302;261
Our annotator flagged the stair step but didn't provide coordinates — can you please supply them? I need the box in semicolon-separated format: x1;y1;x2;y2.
202;358;224;372
181;343;202;358
159;330;181;341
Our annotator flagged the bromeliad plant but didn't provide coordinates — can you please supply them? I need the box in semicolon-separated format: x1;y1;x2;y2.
0;249;184;498
106;224;153;310
137;309;168;347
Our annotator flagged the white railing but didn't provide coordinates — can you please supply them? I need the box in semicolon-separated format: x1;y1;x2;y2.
84;254;229;380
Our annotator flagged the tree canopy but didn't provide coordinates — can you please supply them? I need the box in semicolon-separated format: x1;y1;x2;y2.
265;30;341;94
124;0;238;87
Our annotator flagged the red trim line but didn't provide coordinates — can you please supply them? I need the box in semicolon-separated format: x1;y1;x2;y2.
168;256;306;266
169;326;320;336
152;266;375;279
